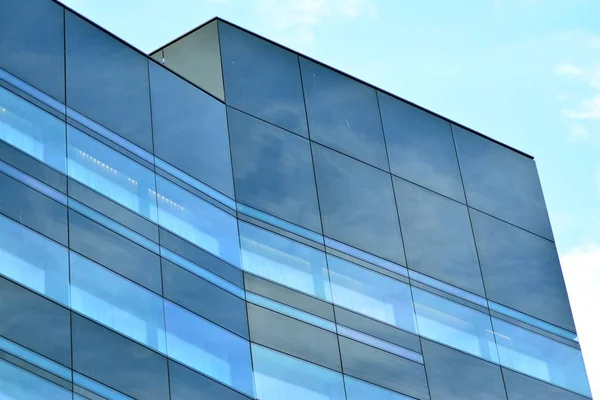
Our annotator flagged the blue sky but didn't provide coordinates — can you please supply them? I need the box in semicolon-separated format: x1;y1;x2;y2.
58;0;600;394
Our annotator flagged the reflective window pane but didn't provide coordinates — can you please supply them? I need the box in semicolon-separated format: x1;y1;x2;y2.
169;360;251;400
70;252;167;353
312;144;405;265
502;367;590;400
220;22;308;137
344;375;413;400
0;87;66;172
239;221;331;301
378;93;464;201
252;344;346;400
164;301;255;397
156;176;240;266
0;359;71;400
67;126;158;222
149;62;234;198
492;318;591;397
228;108;321;232
0;213;69;305
412;287;498;363
328;255;416;332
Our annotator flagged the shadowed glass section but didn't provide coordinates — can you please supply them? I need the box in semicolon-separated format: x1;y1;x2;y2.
312;144;405;265
169;361;252;400
0;359;71;400
300;58;388;170
0;87;66;172
220;22;308;137
502;368;591;400
344;375;413;400
328;255;416;332
229;108;321;233
378;92;464;202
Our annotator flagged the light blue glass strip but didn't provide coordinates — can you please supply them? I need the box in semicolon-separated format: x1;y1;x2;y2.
409;270;488;308
155;158;236;210
237;203;324;244
246;292;336;332
66;108;154;164
74;373;133;400
336;325;424;364
324;237;408;277
0;336;71;381
68;199;159;254
489;301;578;342
0;160;67;205
0;67;64;113
160;247;245;299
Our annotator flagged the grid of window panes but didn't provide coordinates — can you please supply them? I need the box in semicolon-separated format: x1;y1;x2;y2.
0;1;592;400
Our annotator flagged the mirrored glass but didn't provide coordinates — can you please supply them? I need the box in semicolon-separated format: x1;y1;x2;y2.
301;58;388;170
0;213;69;305
328;255;416;332
412;287;498;363
344;376;412;400
0;359;71;400
492;318;591;397
252;344;346;400
0;87;66;172
156;176;240;266
164;301;255;397
502;367;590;400
239;221;331;301
312;144;405;265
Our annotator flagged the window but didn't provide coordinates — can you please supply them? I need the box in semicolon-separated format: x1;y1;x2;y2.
0;359;71;400
344;376;412;400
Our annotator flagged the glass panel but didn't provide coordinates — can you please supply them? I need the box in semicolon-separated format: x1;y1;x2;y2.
344;376;412;400
394;177;484;295
239;221;331;301
149;62;234;198
219;22;307;137
502;367;590;400
252;344;346;400
155;176;240;266
169;360;251;400
0;359;71;400
378;93;464;201
492;318;591;397
328;255;416;332
0;87;66;172
70;252;167;353
65;11;153;151
300;58;388;170
0;213;69;305
67;126;158;222
164;301;255;397
412;287;499;363
312;144;405;265
228;108;321;233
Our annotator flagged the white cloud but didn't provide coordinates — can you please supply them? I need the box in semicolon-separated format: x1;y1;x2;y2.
568;124;591;141
555;63;584;76
564;96;600;120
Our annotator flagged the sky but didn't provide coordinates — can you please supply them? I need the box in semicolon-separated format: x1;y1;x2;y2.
58;0;600;395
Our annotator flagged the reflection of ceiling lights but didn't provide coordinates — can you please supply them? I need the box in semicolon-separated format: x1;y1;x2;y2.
75;148;138;186
0;107;6;112
148;189;185;211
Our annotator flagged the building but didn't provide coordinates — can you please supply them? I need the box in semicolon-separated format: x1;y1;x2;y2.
0;0;592;399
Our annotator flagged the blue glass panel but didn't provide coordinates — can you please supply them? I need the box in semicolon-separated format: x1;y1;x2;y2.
0;87;66;172
492;318;591;397
412;287;499;363
252;344;346;400
344;376;412;400
164;301;255;396
239;221;332;301
67;126;158;222
0;359;71;400
155;176;240;266
328;255;416;333
0;213;69;305
70;252;167;353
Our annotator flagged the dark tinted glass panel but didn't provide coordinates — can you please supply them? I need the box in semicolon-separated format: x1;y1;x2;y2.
378;93;464;201
312;144;405;264
169;361;251;400
149;62;234;198
162;259;249;338
247;303;341;371
0;359;71;400
0;277;71;367
453;125;553;240
228;108;321;232
470;209;575;331
69;210;162;294
72;314;170;400
394;177;484;295
65;12;153;151
344;376;413;400
422;339;507;400
502;368;589;400
0;0;65;101
219;22;307;137
301;58;388;170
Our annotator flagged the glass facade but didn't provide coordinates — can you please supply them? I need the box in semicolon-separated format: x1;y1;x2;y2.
0;3;592;400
